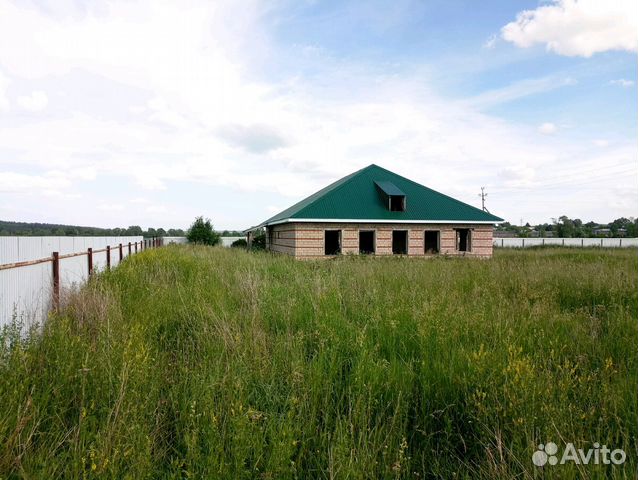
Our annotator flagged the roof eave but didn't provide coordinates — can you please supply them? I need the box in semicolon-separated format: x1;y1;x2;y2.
257;217;504;227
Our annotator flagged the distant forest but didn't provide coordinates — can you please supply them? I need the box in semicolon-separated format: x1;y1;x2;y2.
496;215;638;238
0;220;243;238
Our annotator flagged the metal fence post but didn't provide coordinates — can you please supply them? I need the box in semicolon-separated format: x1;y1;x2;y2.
106;245;111;269
88;247;93;276
52;251;60;311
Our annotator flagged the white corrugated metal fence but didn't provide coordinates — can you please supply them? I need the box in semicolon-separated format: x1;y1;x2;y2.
494;237;638;248
0;236;145;329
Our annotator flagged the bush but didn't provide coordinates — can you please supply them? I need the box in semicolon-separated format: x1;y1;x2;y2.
251;230;266;250
231;238;247;248
186;216;220;246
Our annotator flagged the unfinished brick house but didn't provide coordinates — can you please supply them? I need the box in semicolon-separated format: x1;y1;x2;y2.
245;164;503;259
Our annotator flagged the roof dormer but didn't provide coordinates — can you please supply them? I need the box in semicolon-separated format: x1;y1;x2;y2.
375;180;406;212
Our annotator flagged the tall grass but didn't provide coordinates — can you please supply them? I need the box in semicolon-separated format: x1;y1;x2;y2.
1;246;636;479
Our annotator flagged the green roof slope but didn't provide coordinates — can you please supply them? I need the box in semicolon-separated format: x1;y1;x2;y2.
260;164;503;226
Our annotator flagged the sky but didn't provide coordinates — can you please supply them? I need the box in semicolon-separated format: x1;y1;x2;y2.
0;0;636;230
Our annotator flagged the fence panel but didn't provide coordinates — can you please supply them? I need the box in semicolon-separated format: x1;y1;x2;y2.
494;237;638;248
0;236;146;329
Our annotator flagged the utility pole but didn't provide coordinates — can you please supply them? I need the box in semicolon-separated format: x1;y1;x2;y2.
478;187;489;212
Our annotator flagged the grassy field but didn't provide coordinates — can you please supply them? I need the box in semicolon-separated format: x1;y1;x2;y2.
1;246;636;479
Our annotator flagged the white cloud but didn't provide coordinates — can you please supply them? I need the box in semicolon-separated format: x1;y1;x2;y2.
466;76;576;109
0;171;71;193
146;205;167;214
97;203;125;212
501;0;638;57
538;122;557;135
609;78;635;88
593;139;609;147
16;90;48;111
0;0;635;228
0;69;9;111
483;34;498;49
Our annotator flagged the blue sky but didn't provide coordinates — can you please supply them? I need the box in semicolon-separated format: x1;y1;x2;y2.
0;0;636;230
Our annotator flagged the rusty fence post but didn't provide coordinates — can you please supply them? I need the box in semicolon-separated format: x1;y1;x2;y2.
88;247;93;276
119;243;123;262
106;245;111;269
52;251;60;311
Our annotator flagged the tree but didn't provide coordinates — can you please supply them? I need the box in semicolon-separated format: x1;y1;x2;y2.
187;216;220;246
555;215;576;238
126;225;143;236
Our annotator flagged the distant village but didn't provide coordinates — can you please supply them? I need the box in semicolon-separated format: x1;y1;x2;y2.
495;215;637;238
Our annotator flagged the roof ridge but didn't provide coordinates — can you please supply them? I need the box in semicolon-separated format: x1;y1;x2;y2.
372;164;494;218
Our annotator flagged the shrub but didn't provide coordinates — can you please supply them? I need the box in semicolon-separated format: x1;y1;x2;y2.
251;230;266;250
231;238;247;248
186;216;220;246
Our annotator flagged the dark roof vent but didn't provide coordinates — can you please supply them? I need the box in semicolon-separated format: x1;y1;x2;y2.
374;181;406;212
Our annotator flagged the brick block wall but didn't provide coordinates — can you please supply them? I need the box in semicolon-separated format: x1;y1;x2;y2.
267;225;297;255
268;222;494;259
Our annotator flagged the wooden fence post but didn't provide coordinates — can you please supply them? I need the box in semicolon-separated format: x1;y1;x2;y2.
87;247;93;276
128;242;132;255
135;241;138;253
119;243;123;261
106;245;111;269
52;251;60;311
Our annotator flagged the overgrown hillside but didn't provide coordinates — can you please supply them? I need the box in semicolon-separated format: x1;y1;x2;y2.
1;247;636;478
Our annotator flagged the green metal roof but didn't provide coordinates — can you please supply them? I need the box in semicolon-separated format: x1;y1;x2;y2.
255;164;503;227
374;181;405;197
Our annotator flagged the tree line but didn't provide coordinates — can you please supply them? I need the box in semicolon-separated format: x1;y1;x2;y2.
496;216;638;238
0;220;244;238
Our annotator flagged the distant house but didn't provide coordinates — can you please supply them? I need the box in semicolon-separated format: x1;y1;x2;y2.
244;164;503;259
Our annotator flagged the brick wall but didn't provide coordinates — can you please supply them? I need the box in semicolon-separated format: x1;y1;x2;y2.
268;222;494;259
266;225;297;255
